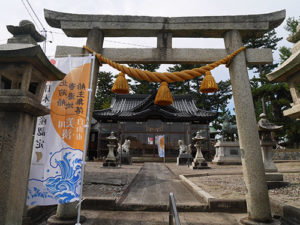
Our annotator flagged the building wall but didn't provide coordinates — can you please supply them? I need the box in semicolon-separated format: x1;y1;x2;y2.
96;119;210;158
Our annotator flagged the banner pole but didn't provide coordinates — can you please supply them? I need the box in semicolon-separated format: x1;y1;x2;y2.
164;135;166;163
76;54;96;225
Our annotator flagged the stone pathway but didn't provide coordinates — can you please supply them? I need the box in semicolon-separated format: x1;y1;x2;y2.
120;163;205;207
83;162;142;200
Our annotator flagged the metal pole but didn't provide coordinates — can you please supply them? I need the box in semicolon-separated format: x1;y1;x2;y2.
75;54;96;225
169;193;173;225
169;192;181;225
43;29;47;53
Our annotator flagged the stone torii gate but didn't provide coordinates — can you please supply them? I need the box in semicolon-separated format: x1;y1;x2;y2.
44;9;285;224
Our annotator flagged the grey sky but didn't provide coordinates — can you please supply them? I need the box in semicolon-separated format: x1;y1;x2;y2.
0;0;298;99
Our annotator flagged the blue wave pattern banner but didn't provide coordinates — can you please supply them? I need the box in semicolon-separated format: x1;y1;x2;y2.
27;56;92;206
27;148;83;205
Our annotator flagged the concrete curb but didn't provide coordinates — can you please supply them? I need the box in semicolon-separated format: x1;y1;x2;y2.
179;175;214;204
179;174;247;213
23;205;56;225
117;166;144;205
270;199;300;225
82;197;209;212
82;197;116;210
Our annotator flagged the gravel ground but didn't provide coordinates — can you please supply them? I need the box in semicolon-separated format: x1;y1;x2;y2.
190;173;300;208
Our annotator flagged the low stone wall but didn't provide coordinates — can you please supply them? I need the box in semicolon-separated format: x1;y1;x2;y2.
273;149;300;160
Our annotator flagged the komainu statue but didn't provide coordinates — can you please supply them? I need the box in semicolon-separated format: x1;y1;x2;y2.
178;140;191;155
117;139;131;155
177;140;193;165
116;139;132;165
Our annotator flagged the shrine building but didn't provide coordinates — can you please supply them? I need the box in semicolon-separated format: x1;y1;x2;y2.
90;93;216;160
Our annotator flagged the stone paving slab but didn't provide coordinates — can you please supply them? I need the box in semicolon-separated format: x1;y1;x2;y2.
83;162;142;199
120;163;206;207
81;210;241;225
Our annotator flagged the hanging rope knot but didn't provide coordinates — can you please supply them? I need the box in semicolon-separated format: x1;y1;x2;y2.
111;72;130;94
200;71;218;93
154;82;173;106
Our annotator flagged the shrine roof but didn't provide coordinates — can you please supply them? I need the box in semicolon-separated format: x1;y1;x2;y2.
94;93;217;123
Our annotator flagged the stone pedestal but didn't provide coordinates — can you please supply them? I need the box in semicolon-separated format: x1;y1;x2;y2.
240;217;281;225
212;141;241;165
176;153;193;165
47;202;85;225
191;132;209;169
191;144;209;169
0;111;38;225
258;114;288;190
261;140;278;173
103;144;117;167
261;141;288;189
116;153;132;165
0;20;65;225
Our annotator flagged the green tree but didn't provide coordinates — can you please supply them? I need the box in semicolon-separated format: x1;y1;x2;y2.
278;17;300;64
285;17;299;36
128;64;160;94
167;64;203;95
94;71;114;110
167;64;233;129
279;46;292;63
244;29;282;75
244;19;300;147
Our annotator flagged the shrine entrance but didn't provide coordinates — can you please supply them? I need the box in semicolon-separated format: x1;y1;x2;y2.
44;8;285;223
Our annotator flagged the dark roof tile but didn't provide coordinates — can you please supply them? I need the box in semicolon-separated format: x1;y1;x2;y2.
94;93;216;122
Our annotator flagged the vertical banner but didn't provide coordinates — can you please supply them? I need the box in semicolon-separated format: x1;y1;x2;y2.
156;135;165;158
27;56;93;206
147;137;153;145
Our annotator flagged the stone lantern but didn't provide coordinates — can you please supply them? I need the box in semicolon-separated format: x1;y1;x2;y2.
191;131;209;169
0;20;65;225
267;25;300;119
258;113;288;189
103;131;118;167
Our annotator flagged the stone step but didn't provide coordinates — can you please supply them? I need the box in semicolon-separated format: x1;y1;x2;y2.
80;210;241;225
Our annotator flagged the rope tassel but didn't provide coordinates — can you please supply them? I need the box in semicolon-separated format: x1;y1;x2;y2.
154;82;173;106
111;72;129;94
200;71;218;93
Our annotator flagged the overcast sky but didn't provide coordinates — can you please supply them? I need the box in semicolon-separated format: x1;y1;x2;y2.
1;1;298;70
0;0;299;111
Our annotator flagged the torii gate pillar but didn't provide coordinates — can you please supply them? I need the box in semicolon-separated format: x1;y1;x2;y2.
224;30;271;223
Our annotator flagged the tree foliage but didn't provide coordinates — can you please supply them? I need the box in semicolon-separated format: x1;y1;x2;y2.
243;18;300;147
285;17;299;36
128;64;160;94
279;46;292;64
244;29;282;75
167;64;233;129
94;71;114;110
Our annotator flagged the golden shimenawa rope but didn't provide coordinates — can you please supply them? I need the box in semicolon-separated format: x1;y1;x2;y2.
83;45;246;83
